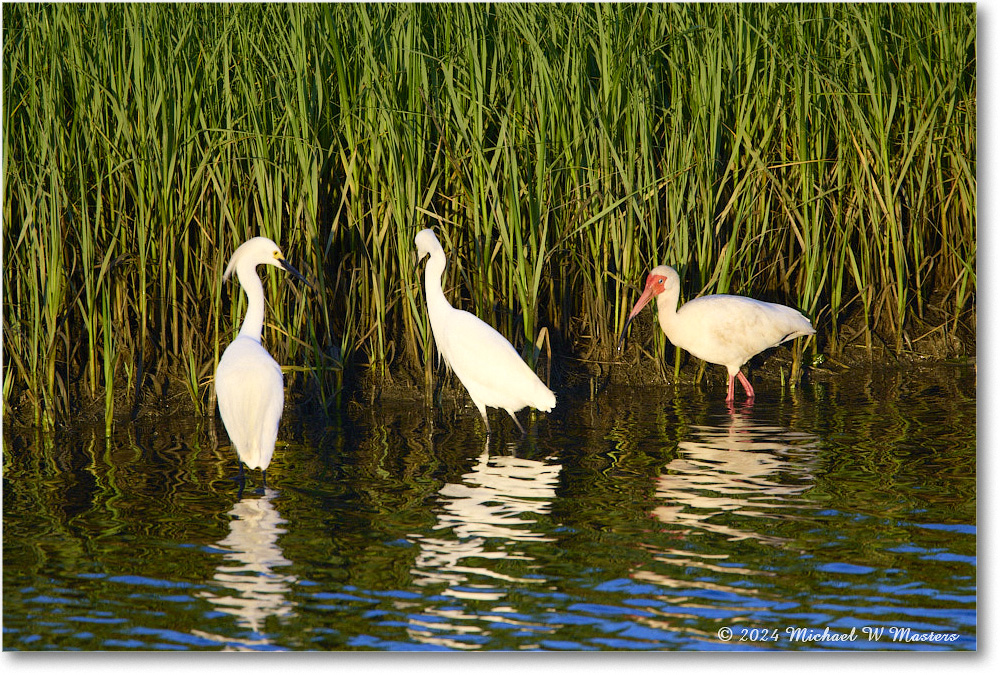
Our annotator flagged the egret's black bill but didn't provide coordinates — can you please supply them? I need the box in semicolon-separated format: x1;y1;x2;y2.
280;259;315;291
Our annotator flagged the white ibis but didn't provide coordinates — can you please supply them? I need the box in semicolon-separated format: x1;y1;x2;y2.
215;237;312;486
415;229;556;435
618;265;815;402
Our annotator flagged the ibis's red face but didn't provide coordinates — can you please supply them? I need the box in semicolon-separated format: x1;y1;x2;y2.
617;271;668;351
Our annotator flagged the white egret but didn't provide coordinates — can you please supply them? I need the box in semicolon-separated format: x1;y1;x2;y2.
415;229;556;435
619;265;815;402
215;237;311;486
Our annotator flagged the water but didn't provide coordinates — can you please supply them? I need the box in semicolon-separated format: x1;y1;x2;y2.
3;364;977;651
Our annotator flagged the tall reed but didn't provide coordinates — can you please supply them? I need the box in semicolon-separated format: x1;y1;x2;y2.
3;3;976;428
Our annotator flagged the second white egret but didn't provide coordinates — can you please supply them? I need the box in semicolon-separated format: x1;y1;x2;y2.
415;229;556;435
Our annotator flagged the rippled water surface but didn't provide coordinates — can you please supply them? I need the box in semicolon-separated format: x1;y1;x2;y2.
3;365;976;650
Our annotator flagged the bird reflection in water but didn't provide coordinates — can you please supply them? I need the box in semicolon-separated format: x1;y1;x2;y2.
649;403;820;546
626;405;821;639
412;446;562;595
195;488;296;649
403;445;562;648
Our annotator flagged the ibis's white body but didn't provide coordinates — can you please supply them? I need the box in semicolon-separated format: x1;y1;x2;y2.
216;237;307;478
415;229;555;434
626;265;815;401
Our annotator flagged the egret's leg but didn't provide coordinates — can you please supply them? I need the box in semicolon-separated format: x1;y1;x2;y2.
234;463;246;497
262;469;268;488
479;408;491;435
736;371;755;399
508;410;527;437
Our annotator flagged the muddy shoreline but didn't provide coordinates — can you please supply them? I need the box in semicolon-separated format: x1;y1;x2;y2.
3;331;976;432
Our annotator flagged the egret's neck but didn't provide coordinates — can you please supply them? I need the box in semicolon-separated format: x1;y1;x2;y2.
235;261;267;342
423;249;450;314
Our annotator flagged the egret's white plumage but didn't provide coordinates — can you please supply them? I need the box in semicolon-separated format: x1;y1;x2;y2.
215;237;310;483
619;265;815;402
415;229;556;435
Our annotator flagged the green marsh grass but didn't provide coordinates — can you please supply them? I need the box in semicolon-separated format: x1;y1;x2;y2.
3;3;976;428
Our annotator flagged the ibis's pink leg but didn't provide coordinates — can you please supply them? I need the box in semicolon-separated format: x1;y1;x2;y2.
736;371;755;399
726;375;736;402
